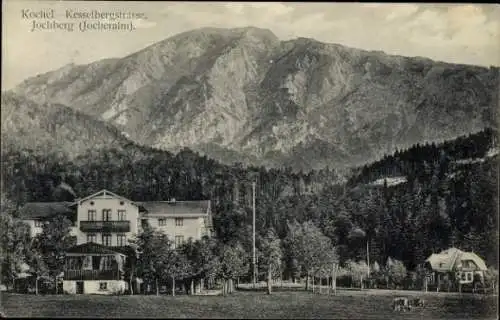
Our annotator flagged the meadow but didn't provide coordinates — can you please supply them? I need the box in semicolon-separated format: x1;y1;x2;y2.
1;289;497;319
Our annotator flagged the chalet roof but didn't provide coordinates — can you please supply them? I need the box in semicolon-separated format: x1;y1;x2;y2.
75;189;141;207
18;202;75;220
140;200;211;216
66;242;125;256
459;251;488;271
425;247;488;272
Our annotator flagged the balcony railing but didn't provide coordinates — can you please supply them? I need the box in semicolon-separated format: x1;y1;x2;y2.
80;220;130;233
64;269;122;281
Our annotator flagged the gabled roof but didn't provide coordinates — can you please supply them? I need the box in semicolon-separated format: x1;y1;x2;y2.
75;189;140;207
66;242;125;256
459;251;488;271
426;247;488;272
19;202;75;220
140;200;211;216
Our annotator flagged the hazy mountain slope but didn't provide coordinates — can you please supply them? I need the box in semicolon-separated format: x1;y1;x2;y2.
11;27;499;170
1;92;133;157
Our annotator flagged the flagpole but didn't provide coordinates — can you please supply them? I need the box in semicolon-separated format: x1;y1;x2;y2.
252;181;256;288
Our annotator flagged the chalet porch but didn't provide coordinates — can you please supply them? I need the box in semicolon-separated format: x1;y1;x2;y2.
63;243;127;295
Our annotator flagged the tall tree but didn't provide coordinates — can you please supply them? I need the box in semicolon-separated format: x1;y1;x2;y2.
259;229;283;294
32;214;74;294
0;194;31;291
218;242;248;296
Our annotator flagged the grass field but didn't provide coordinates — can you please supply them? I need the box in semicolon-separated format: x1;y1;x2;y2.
1;290;498;319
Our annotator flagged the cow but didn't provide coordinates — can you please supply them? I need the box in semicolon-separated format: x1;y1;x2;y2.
393;297;411;312
412;298;425;308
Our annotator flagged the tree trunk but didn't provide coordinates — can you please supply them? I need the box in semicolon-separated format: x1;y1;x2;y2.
312;273;316;293
267;265;272;295
332;264;337;296
156;278;159;296
172;276;175;297
305;272;309;291
237;277;240;289
201;278;204;291
190;279;194;295
35;277;39;295
130;266;135;295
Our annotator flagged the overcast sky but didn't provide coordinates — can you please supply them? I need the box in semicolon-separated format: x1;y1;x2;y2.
2;1;499;90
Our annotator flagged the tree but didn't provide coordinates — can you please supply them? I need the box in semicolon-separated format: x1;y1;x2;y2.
32;215;74;294
218;242;248;296
0;195;31;291
346;260;369;289
284;220;336;291
259;229;282;294
26;246;48;295
384;257;407;289
180;236;220;295
130;224;177;296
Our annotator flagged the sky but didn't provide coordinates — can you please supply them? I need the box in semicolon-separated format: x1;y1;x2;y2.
2;1;499;90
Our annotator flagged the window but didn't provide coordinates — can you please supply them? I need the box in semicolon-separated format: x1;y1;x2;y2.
120;201;125;205
102;234;112;246
117;210;126;221
158;218;166;226
34;220;43;227
102;209;112;221
87;233;97;243
82;256;93;270
88;210;96;221
116;234;126;246
99;282;108;290
99;257;113;270
175;218;183;227
90;201;94;206
175;235;184;248
466;272;473;282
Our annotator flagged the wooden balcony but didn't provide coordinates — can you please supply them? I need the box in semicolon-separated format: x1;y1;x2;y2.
64;269;122;281
80;220;130;233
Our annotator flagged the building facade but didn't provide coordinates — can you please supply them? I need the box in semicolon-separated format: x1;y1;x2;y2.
19;189;214;295
19;189;213;247
424;247;488;292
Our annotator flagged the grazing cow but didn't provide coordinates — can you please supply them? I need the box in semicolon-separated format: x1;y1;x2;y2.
393;297;411;312
412;298;425;308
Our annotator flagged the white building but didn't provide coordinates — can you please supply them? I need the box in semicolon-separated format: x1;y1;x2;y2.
19;189;214;294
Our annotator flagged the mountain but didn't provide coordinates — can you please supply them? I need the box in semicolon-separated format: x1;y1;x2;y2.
1;92;134;157
10;27;499;170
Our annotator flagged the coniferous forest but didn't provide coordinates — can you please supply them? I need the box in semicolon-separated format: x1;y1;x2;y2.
1;127;498;279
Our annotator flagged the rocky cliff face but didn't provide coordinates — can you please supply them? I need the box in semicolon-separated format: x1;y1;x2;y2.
11;27;499;170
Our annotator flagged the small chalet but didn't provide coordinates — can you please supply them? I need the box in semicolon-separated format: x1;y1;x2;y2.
63;242;127;295
424;247;488;289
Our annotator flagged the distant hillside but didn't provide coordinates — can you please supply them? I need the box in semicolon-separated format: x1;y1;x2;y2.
1;92;134;158
348;128;498;186
11;27;499;171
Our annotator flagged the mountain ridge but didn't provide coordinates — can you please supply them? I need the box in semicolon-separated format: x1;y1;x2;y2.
9;27;499;171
